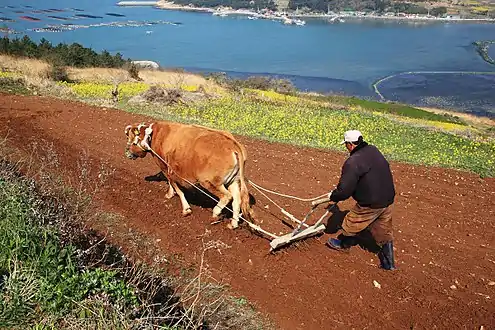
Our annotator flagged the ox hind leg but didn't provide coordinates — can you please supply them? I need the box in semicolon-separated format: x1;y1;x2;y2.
170;181;192;216
227;180;242;230
202;181;235;228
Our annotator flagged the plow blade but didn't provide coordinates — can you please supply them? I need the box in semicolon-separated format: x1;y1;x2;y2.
269;223;326;251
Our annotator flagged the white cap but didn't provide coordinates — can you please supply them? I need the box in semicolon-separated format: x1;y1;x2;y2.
340;130;362;144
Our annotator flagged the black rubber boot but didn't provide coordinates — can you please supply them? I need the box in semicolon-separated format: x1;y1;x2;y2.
377;241;396;270
326;235;358;252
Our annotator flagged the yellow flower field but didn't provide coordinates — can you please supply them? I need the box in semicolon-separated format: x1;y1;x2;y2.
58;81;199;99
128;95;495;177
50;81;495;177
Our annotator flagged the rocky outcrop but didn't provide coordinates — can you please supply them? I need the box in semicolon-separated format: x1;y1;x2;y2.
131;60;160;70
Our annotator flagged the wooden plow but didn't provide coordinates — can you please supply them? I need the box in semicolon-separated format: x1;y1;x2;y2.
247;181;336;252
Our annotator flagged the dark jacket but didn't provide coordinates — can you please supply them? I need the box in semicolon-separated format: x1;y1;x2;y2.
330;142;395;208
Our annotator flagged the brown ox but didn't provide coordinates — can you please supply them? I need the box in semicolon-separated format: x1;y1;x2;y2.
124;121;254;229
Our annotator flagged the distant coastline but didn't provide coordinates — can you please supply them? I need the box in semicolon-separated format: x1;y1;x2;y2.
117;0;495;24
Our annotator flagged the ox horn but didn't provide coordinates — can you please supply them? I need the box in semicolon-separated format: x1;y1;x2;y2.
125;125;132;136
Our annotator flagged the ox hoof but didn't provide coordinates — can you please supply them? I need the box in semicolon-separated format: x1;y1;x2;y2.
165;192;175;200
227;222;239;230
210;215;221;223
182;208;192;216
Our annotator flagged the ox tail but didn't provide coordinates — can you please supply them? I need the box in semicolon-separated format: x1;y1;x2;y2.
235;151;254;223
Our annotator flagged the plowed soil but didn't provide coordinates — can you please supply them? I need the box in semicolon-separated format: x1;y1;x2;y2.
1;93;494;330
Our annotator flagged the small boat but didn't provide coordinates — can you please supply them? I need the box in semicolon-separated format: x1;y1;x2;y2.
212;11;227;16
282;17;293;24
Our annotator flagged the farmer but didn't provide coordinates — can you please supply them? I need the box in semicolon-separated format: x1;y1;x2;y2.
326;130;396;270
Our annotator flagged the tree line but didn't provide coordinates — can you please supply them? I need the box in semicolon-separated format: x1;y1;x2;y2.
0;35;130;68
171;0;277;11
287;0;447;15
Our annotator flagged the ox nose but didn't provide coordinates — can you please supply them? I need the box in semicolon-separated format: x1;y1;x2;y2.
125;148;136;160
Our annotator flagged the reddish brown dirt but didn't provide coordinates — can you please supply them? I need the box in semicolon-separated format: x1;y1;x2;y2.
1;93;495;329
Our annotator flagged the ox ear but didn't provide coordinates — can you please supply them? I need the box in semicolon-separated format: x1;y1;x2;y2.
145;125;153;136
125;125;132;136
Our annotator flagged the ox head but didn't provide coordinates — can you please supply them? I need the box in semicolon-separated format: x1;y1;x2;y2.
124;122;153;160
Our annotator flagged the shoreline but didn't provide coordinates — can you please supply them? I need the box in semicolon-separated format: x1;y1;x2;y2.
115;1;495;24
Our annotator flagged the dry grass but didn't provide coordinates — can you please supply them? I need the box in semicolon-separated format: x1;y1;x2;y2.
1;55;224;94
419;106;495;128
0;55;50;78
0;135;270;330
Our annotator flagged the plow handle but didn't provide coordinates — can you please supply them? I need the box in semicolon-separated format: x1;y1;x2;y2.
311;197;331;206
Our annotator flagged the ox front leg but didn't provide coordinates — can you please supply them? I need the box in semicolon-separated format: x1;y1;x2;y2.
227;181;241;230
170;181;192;216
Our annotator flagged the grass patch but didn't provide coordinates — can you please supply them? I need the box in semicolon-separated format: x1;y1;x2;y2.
0;163;139;328
347;98;464;124
0;77;31;95
0;141;270;329
123;96;495;177
303;93;465;125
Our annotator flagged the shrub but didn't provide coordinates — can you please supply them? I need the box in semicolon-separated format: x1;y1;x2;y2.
126;63;141;81
140;85;184;105
47;64;70;83
0;77;30;95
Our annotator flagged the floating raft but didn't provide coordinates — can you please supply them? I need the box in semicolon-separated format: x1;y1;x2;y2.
29;19;183;33
75;14;103;19
106;12;126;17
20;15;41;21
0;27;21;34
47;15;71;21
31;27;64;32
0;16;15;22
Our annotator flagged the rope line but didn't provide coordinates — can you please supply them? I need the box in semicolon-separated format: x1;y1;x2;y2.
133;129;328;241
248;180;328;202
141;140;278;239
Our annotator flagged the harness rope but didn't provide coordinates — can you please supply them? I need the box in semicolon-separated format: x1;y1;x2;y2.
248;180;328;202
135;134;278;239
131;125;328;239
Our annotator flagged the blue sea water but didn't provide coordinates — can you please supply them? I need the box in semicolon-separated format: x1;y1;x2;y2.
2;0;495;116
